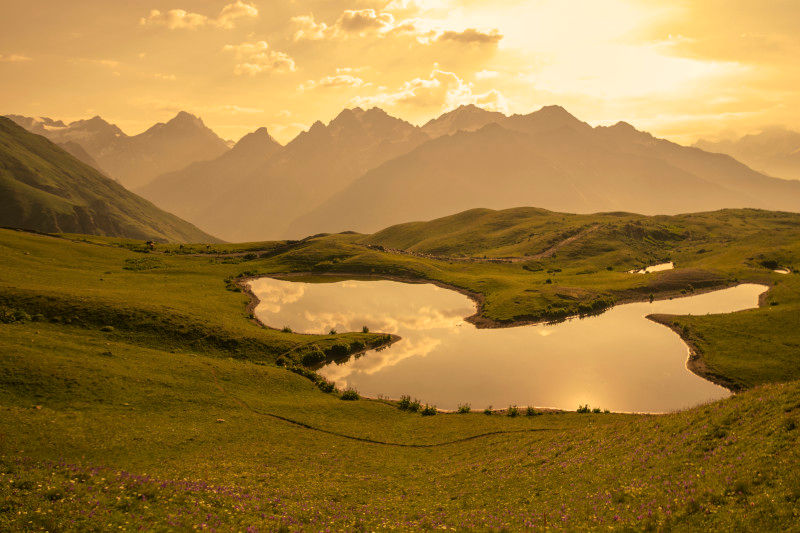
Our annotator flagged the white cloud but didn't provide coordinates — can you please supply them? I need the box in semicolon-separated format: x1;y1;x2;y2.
140;1;258;30
350;69;509;113
299;74;367;92
222;41;297;75
291;9;417;41
0;54;32;63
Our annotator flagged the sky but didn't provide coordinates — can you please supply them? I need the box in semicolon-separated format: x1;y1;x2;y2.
1;0;798;144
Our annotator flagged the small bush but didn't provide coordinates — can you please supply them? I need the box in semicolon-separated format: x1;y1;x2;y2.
282;325;292;333
577;404;591;413
457;403;471;414
592;407;602;413
329;328;337;335
349;340;366;352
526;406;540;416
421;404;437;416
324;343;350;359
408;398;421;412
398;395;411;410
483;406;493;415
301;346;326;366
545;278;552;284
340;388;359;401
362;325;369;333
317;380;335;393
507;405;519;417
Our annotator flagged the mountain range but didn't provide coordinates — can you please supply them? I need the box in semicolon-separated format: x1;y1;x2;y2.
6;112;230;189
8;105;800;242
288;106;800;237
695;127;800;181
0;117;218;242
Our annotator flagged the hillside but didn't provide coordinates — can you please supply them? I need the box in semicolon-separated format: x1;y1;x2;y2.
137;127;283;222
1;208;799;530
288;106;800;236
0;117;219;242
146;107;430;242
6;112;230;189
696;127;800;180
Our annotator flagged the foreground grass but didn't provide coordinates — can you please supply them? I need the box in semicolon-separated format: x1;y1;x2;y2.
1;322;799;531
1;207;800;530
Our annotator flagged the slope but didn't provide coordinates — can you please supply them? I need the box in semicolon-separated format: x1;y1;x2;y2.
0;117;219;242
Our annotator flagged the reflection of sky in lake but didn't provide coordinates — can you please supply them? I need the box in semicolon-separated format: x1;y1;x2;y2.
249;277;766;413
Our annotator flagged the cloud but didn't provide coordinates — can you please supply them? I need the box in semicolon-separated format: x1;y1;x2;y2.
299;74;367;92
436;28;502;45
140;1;257;30
475;69;499;79
291;9;502;51
291;9;417;41
0;54;32;63
350;69;509;113
222;41;296;75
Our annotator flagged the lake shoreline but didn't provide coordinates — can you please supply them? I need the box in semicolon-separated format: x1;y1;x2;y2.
257;270;763;330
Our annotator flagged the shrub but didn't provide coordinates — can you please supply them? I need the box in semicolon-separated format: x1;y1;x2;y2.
398;395;411;410
483;406;493;415
507;405;519;417
577;404;591;413
301;346;326;366
457;403;471;414
324;343;350;359
592;407;602;413
362;325;369;333
526;406;540;416
282;325;292;333
349;340;366;352
421;404;437;416
340;388;359;401
545;278;552;284
317;380;336;393
329;328;337;335
408;398;421;412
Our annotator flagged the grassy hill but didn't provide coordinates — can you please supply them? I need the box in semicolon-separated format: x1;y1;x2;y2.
0;117;219;243
1;207;799;530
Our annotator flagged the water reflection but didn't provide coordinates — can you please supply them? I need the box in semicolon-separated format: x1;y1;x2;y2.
249;277;766;413
629;262;674;274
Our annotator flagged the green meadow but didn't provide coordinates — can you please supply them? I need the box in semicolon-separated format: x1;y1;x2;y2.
1;207;800;530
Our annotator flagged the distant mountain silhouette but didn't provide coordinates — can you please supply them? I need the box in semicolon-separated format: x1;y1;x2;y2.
696;127;800;180
6;112;230;189
421;104;505;138
287;106;800;237
142;106;429;242
137;127;283;224
0;117;218;242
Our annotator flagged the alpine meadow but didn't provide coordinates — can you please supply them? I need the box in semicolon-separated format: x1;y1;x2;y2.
2;1;800;531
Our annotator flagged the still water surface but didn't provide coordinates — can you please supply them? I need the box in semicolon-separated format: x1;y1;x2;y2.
249;277;766;413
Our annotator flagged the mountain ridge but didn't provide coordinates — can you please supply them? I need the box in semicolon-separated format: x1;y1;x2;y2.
0;117;219;243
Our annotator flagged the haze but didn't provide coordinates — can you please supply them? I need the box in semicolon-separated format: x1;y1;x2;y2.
2;0;799;144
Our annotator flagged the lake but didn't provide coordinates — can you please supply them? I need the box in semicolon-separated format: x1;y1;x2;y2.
248;276;767;413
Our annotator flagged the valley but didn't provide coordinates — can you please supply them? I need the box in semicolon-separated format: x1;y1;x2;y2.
1;206;800;529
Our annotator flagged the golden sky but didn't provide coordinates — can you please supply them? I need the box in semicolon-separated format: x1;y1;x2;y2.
1;0;798;144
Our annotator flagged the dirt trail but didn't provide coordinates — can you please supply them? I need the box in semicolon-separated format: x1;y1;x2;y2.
208;364;562;448
529;224;601;260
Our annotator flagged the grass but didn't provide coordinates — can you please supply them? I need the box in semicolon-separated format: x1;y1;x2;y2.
1;206;800;530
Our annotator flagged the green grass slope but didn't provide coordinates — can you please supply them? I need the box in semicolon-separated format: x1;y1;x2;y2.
1;206;800;530
0;117;219;243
